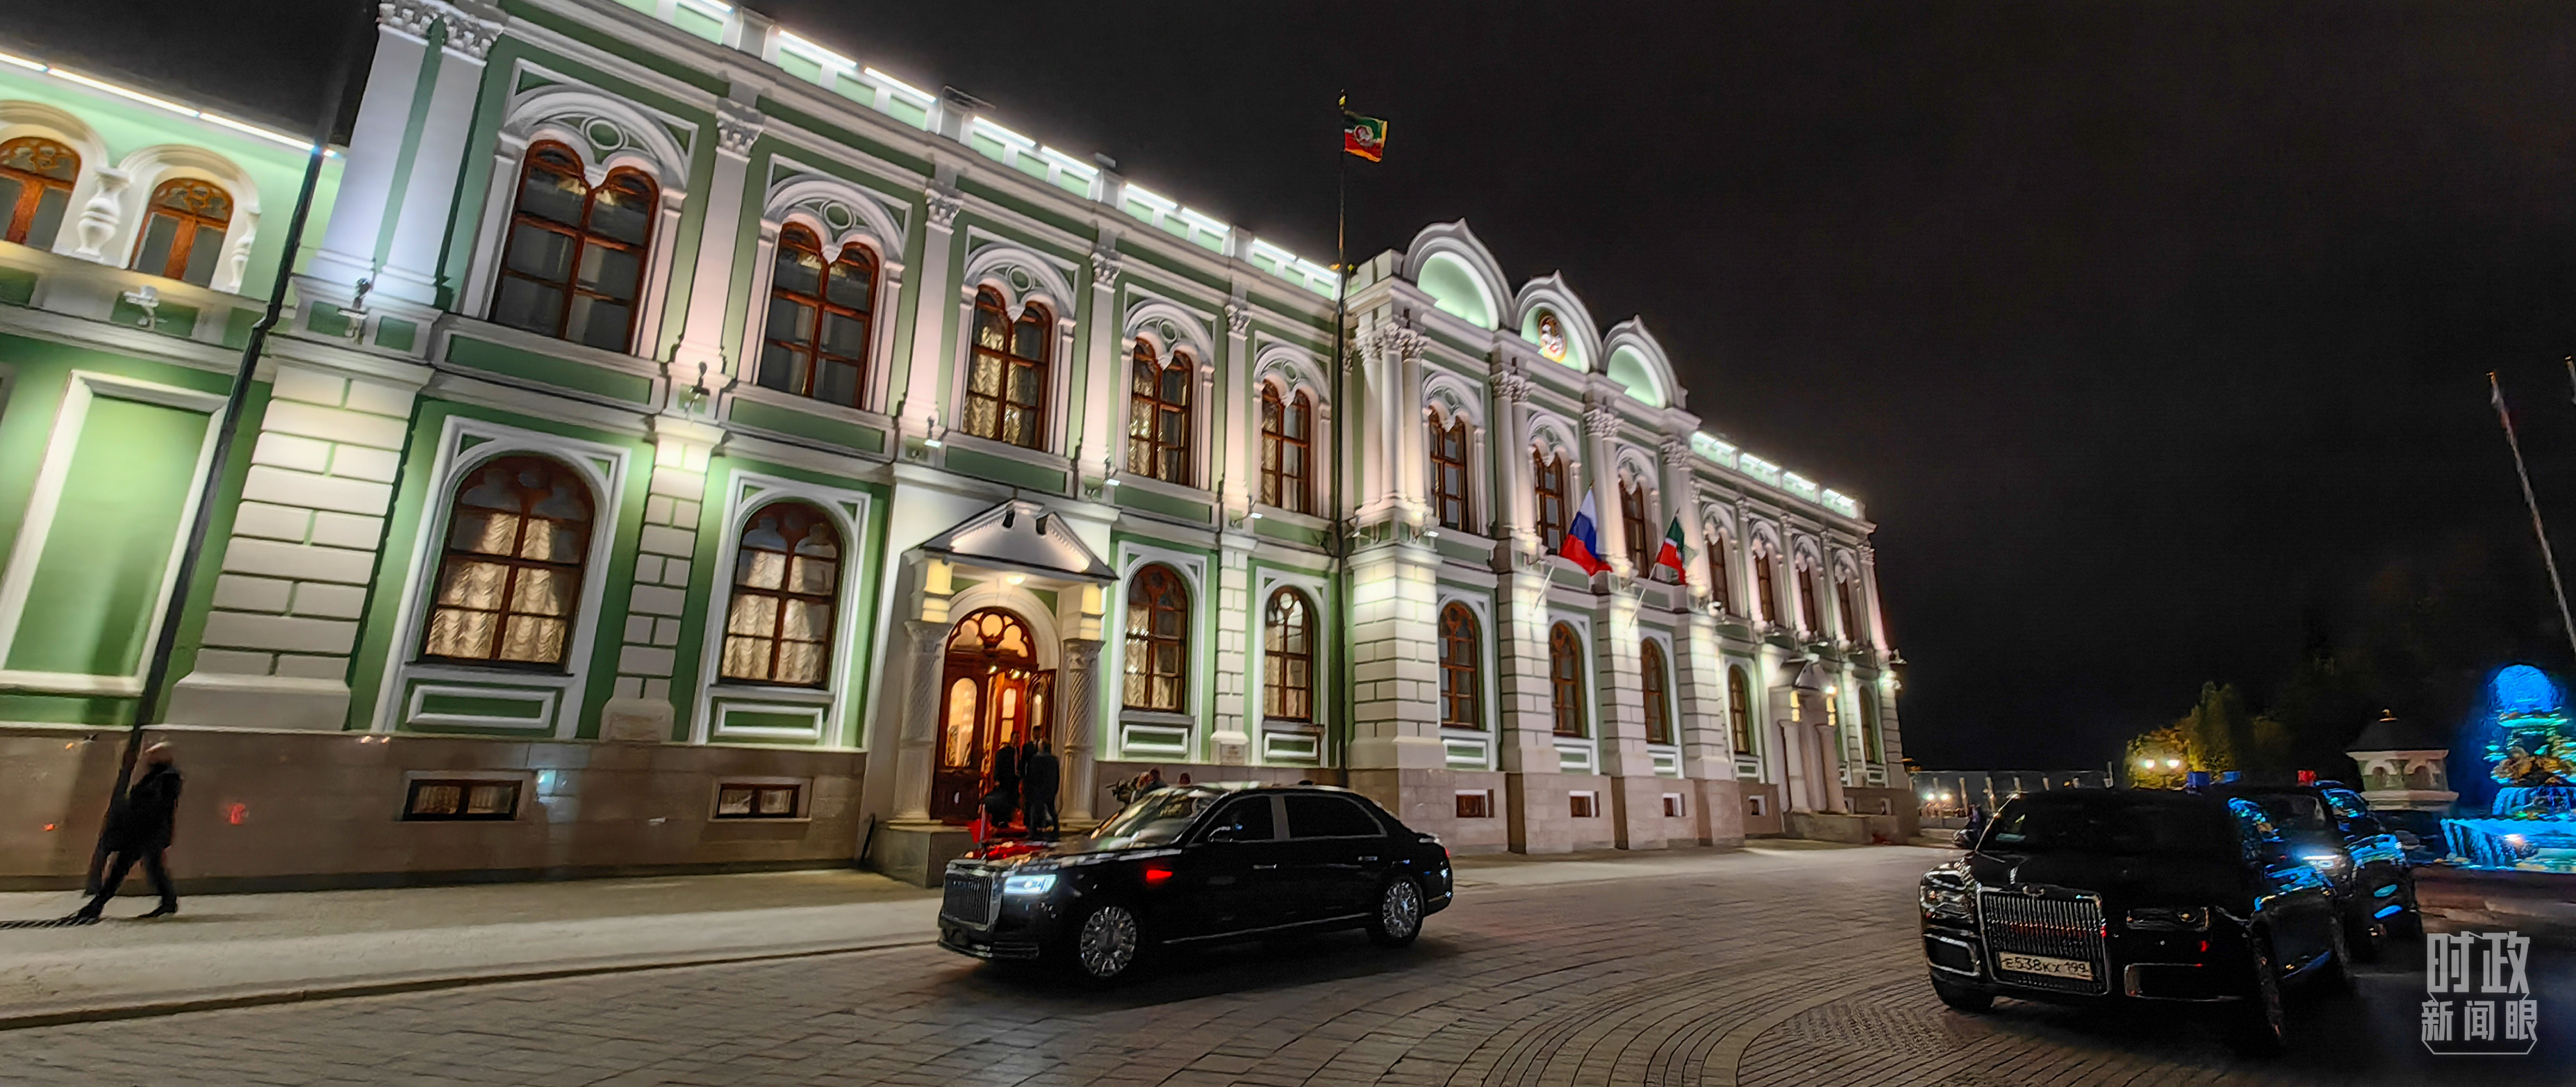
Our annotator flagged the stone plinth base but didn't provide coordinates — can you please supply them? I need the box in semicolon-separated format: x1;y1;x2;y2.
870;821;977;887
1786;810;1876;844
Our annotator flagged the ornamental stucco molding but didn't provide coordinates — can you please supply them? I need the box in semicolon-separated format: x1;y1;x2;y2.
1495;367;1531;405
384;0;503;59
924;186;964;230
716;101;766;159
1223;301;1250;338
1089;245;1123;288
1583;403;1621;438
1362;325;1426;368
1658;437;1690;464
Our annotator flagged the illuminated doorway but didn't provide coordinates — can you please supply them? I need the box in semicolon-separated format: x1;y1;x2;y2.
930;607;1056;823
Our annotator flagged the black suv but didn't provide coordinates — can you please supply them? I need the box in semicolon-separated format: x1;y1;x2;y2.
2210;783;2422;954
1922;789;2349;1054
938;783;1455;981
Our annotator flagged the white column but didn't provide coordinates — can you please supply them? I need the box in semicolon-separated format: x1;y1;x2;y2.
892;619;946;822
1658;439;1706;597
1076;242;1121;479
1581;401;1629;579
1593;593;1650;778
1219;300;1251;514
669;100;764;385
1209;540;1252;763
1491;366;1537;559
897;186;963;436
1346;545;1446;771
302;1;439;293
1058;637;1103;822
1494;569;1559;775
1674;612;1732;778
368;9;499;307
172;363;426;730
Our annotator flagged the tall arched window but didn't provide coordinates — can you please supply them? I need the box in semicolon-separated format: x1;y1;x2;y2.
1753;547;1780;624
1799;564;1824;633
1859;688;1882;764
1127;342;1192;484
1263;588;1314;722
1439;603;1481;730
966;288;1050;448
0;137;78;247
1549;623;1586;738
491;142;657;351
757;224;875;408
1837;571;1863;643
1728;667;1754;756
1534;449;1569;550
1429;409;1471;531
1260;385;1312;514
131;177;232;287
1706;531;1735;615
1123;564;1189;711
1640;639;1672;745
720;502;842;687
422;456;593;667
1619;476;1651;573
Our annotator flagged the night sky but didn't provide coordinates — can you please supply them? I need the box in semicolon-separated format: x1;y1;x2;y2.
19;1;2576;769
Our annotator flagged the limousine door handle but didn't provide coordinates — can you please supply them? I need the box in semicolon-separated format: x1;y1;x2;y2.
1358;856;1378;863
1252;863;1280;870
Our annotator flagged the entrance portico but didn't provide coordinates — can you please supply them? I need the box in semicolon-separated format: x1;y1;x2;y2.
872;498;1114;885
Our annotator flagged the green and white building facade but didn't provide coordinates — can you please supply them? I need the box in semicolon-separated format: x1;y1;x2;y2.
0;0;1906;889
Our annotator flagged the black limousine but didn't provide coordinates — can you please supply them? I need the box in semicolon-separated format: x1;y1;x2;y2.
939;783;1455;981
1922;789;2349;1054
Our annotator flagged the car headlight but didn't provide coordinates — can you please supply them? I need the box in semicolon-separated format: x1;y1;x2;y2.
2124;906;2210;931
2299;852;2351;875
1919;884;1974;920
1002;873;1057;896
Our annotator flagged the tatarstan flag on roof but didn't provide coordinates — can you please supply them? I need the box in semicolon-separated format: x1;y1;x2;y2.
1653;515;1692;584
1344;112;1388;162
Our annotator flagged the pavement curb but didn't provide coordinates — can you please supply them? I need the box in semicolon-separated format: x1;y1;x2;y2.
0;934;934;1033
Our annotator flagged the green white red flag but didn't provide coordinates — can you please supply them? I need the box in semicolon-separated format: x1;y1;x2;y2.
1344;113;1387;162
1653;515;1692;583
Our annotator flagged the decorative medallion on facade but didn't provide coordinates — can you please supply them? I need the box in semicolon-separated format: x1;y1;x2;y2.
1535;311;1568;363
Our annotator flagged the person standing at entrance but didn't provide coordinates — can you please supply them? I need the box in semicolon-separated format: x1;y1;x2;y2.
1022;739;1059;839
991;737;1022;830
72;742;183;921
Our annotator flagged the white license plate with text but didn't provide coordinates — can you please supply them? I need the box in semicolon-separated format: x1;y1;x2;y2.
1996;952;2095;981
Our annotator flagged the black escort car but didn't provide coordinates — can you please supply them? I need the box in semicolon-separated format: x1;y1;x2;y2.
939;783;1455;981
1921;789;2349;1054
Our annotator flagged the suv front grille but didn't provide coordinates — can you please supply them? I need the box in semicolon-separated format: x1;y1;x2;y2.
1978;889;2108;994
942;869;997;927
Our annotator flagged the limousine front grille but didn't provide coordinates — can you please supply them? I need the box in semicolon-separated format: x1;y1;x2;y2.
942;869;997;927
1978;889;2108;994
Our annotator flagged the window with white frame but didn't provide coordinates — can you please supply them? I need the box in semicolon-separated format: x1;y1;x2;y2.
1262;587;1314;723
1127;341;1193;484
965;288;1051;448
1123;563;1189;711
757;224;876;408
420;455;594;668
489;142;657;351
719;502;842;687
0;136;76;248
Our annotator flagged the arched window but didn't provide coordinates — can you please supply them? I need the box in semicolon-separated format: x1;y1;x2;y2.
1127;341;1193;484
1263;587;1314;722
1549;623;1586;737
422;456;593;667
1837;571;1864;643
0;136;78;247
1753;547;1780;624
1619;476;1651;573
1706;531;1735;615
757;224;875;408
1260;385;1312;514
131;177;232;286
1728;667;1754;756
720;502;842;687
490;142;657;351
1123;564;1189;711
1640;639;1672;745
1859;688;1882;764
1439;603;1482;730
966;288;1050;448
1799;564;1824;633
1533;449;1569;550
1429;409;1471;531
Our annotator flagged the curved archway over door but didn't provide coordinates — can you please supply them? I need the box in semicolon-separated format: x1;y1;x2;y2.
931;607;1055;823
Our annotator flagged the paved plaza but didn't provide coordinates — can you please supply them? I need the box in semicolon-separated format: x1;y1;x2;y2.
0;845;2563;1086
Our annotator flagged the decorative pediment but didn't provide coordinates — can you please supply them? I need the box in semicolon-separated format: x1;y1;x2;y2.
918;500;1112;582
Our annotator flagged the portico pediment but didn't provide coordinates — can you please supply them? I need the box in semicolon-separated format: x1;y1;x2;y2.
918;499;1114;582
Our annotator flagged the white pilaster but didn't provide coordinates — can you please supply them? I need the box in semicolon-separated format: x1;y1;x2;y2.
897;183;962;436
669;99;765;383
597;418;716;741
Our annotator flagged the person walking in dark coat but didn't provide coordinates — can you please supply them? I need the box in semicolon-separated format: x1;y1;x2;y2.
990;738;1022;830
1021;740;1060;840
74;743;182;921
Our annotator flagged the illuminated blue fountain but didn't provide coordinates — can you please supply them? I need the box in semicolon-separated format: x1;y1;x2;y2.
2444;664;2576;871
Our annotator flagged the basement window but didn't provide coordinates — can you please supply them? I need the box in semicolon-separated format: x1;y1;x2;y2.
404;779;521;822
716;783;803;819
1569;791;1600;819
1662;792;1686;818
1455;790;1492;819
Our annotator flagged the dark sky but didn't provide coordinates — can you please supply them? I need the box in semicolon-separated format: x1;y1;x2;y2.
22;1;2576;768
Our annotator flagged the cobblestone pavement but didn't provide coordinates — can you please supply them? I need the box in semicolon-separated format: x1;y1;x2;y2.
0;847;2563;1086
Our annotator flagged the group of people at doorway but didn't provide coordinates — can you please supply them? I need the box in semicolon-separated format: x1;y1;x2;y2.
977;735;1062;841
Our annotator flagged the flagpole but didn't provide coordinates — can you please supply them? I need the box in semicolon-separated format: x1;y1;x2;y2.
1328;92;1353;760
2491;373;2576;666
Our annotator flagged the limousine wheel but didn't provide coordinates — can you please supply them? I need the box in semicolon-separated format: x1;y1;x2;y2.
1367;877;1423;947
1073;904;1142;981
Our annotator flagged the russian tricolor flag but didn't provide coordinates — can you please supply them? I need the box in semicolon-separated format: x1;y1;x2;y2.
1558;488;1611;575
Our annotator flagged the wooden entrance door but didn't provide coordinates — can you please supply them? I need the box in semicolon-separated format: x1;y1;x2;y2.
929;609;1050;824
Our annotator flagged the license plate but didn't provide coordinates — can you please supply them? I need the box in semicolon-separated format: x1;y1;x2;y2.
1997;952;2095;981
